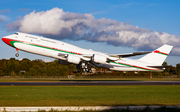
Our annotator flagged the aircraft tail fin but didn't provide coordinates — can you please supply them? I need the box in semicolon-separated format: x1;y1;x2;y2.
139;44;173;65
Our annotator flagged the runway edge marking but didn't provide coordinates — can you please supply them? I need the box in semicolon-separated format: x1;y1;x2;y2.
1;106;180;111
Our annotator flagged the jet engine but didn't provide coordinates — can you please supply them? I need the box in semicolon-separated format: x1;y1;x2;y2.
66;54;81;64
92;54;107;64
58;59;70;65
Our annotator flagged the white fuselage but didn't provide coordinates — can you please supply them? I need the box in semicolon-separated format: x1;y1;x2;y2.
2;32;165;72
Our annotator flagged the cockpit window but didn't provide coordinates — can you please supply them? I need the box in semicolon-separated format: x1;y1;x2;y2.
14;33;18;35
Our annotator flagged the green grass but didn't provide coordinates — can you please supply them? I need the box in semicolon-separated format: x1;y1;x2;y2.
0;85;180;106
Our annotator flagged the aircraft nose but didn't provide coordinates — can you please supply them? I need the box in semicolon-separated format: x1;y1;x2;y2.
1;36;14;47
2;37;5;41
2;37;6;42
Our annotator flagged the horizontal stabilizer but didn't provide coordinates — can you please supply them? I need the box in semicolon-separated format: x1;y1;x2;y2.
147;65;174;68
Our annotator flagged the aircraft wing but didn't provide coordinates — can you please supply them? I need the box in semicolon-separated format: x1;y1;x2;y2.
57;51;151;62
82;54;93;58
81;52;151;61
109;52;151;58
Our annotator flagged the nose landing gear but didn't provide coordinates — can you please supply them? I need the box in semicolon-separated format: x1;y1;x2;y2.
15;48;19;57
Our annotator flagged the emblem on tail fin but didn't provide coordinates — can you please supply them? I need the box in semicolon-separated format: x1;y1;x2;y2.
153;50;168;56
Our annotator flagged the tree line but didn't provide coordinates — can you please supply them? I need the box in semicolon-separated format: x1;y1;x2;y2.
0;58;180;77
0;58;76;76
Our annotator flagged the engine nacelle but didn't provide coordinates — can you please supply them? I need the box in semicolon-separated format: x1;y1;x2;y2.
58;59;70;65
66;54;81;64
92;54;107;64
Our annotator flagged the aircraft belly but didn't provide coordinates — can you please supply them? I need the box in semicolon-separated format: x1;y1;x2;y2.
97;64;114;69
98;63;139;71
110;66;139;71
107;61;147;71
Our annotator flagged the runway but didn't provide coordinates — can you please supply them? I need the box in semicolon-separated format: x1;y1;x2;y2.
0;81;180;86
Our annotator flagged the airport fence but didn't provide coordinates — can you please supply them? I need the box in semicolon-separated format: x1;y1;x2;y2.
0;75;179;79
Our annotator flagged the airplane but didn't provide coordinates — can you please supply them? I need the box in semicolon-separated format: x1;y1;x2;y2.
2;32;173;73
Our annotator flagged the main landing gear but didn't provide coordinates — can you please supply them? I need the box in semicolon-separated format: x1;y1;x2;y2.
76;62;93;73
15;48;19;57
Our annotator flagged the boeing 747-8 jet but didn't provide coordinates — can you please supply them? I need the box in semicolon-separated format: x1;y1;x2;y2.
2;32;173;73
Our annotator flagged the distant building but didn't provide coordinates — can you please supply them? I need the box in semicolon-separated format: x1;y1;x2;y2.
19;70;26;74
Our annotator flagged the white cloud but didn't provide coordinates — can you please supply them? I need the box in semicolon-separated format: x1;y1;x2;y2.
0;9;10;23
0;18;5;23
4;7;180;55
0;15;9;22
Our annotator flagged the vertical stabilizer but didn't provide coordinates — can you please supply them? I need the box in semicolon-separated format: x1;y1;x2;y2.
139;44;173;65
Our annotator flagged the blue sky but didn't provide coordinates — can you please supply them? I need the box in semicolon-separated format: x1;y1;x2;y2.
0;0;180;65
